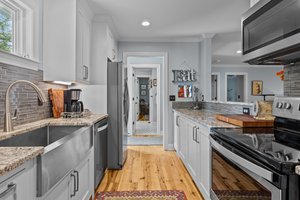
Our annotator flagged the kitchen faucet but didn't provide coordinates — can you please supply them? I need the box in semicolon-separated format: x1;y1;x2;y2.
3;80;47;132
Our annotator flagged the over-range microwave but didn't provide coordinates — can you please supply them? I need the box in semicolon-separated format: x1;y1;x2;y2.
242;0;300;65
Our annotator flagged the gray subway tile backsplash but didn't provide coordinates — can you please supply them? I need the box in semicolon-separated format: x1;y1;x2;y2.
0;62;65;130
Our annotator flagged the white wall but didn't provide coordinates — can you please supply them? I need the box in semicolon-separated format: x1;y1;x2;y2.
212;66;284;102
118;42;201;147
119;42;201;101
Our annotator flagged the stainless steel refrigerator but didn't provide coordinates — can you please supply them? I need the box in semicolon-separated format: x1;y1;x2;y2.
107;62;129;169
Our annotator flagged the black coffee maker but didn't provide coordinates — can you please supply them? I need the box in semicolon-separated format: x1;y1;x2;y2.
64;89;84;113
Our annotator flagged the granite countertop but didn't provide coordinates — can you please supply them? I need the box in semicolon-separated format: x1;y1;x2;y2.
0;113;108;176
174;108;237;129
0;114;108;141
0;147;44;176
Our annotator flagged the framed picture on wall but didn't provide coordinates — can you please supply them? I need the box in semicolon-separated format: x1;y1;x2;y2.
178;84;193;98
141;84;147;89
141;90;147;96
251;80;263;96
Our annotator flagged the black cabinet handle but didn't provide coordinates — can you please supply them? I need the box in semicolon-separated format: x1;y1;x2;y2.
192;126;196;141
70;173;76;197
0;183;16;198
74;170;79;193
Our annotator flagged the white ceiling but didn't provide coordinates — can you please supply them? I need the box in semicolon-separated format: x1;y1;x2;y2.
88;0;250;42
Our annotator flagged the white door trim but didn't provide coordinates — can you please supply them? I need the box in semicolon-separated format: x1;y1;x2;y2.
211;72;220;101
123;52;169;150
129;64;161;137
224;72;248;102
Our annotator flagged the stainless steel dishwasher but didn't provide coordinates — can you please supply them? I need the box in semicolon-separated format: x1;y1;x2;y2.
94;118;108;189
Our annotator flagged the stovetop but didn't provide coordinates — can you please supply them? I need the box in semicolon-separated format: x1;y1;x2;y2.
212;127;300;173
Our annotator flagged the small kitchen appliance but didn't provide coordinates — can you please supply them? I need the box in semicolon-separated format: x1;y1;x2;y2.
242;0;300;65
211;97;300;200
64;89;84;113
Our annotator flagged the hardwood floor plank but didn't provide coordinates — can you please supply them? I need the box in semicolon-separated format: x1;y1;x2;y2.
96;146;204;200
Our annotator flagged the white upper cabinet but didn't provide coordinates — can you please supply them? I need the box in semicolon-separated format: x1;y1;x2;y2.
43;0;92;83
89;21;118;85
107;28;117;62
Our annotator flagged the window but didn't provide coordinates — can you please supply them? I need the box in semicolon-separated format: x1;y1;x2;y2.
0;0;33;58
0;2;13;52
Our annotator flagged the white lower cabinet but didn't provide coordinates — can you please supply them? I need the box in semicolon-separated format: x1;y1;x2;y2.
72;156;91;200
173;111;180;152
0;160;36;200
178;116;188;162
40;150;93;200
175;114;211;200
187;120;201;180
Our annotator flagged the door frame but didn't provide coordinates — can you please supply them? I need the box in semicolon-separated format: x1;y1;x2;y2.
136;75;151;123
211;72;220;101
129;64;161;136
123;52;169;150
224;72;248;102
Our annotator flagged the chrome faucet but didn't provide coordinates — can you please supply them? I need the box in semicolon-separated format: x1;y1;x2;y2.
4;80;47;132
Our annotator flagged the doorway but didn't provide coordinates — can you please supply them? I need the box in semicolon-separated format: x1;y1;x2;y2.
127;64;162;146
225;73;248;102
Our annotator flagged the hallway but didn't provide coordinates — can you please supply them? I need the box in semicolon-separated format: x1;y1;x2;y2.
96;146;203;200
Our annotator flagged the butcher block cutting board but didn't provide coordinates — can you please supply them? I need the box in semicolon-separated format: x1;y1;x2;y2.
216;114;274;127
48;89;64;118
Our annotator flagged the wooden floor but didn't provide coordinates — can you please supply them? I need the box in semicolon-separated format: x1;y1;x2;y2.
96;146;203;200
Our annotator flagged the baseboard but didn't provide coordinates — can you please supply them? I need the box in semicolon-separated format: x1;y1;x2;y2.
164;144;175;151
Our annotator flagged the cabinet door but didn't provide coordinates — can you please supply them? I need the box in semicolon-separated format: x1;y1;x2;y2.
42;173;72;200
82;17;91;80
0;161;36;200
76;11;84;81
107;29;116;61
200;133;211;197
71;157;91;200
187;121;200;180
173;112;179;151
178;117;188;162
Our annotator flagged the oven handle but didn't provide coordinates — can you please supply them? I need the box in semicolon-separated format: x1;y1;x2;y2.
210;136;273;182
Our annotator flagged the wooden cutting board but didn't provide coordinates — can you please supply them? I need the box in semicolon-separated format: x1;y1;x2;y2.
216;114;274;127
48;89;64;118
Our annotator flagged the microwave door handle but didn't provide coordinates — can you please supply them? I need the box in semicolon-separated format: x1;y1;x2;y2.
209;136;273;182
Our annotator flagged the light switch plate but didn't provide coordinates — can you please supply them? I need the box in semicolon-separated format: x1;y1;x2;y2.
243;107;250;115
169;95;176;101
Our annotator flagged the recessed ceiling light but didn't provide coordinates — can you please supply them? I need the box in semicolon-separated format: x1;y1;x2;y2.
236;50;242;54
141;20;151;27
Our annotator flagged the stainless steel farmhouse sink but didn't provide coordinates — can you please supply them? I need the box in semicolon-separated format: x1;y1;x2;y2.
0;125;93;197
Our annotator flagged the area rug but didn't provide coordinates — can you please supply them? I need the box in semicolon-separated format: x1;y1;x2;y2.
95;190;187;200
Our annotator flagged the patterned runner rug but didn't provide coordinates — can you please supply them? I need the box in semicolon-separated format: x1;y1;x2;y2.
95;190;187;200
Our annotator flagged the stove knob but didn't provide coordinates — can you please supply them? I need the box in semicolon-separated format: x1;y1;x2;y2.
284;154;291;161
277;102;284;109
276;151;283;158
284;103;292;110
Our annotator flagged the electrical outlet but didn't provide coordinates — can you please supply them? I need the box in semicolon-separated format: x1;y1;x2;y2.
243;107;250;115
169;95;176;101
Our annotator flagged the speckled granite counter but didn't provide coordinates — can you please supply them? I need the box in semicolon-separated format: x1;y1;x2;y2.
0;113;108;176
0;114;108;141
174;109;236;129
0;147;44;176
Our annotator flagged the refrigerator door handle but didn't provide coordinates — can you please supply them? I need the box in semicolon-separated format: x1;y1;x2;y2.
124;80;130;126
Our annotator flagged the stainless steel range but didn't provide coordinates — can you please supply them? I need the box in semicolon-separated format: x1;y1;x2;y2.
210;97;300;200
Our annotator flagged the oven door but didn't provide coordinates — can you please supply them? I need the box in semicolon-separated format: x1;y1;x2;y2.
210;135;286;200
